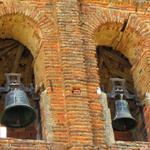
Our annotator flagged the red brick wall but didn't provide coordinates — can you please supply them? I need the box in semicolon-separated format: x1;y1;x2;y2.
0;0;149;150
0;138;66;150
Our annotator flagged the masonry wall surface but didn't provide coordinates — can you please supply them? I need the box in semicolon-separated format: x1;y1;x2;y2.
0;0;149;150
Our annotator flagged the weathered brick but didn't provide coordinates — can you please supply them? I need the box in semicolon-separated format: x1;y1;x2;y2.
0;0;148;150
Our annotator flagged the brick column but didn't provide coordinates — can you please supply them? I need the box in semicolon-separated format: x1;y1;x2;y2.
56;0;93;149
80;36;106;146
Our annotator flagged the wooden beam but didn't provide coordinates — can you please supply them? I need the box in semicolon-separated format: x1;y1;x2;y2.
0;40;17;50
97;47;134;92
103;56;132;80
24;55;33;86
98;47;131;67
102;57;134;92
0;43;18;57
11;45;24;72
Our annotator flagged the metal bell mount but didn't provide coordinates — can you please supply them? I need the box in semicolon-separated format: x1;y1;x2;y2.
109;78;137;131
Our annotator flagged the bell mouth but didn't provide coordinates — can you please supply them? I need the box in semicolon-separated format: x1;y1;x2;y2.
112;117;137;131
1;105;36;128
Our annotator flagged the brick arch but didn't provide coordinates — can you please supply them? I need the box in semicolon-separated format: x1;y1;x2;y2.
0;2;54;58
82;9;150;65
116;14;150;65
82;9;128;37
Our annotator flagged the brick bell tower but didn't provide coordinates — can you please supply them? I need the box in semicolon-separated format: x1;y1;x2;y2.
0;0;149;150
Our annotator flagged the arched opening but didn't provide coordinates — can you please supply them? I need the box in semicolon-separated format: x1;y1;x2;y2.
0;12;47;140
0;38;41;139
93;21;147;142
0;9;68;143
96;46;147;141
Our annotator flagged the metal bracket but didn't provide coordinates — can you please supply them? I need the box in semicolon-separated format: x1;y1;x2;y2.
0;73;38;100
108;78;135;99
0;73;21;93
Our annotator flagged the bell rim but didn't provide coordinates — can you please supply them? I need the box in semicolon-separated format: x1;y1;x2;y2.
1;105;36;128
112;117;137;131
4;104;34;110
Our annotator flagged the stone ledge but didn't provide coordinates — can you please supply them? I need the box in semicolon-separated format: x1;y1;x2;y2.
110;141;150;149
0;138;66;150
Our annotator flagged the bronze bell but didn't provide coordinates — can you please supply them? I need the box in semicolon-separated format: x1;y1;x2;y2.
112;95;136;131
1;88;36;128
